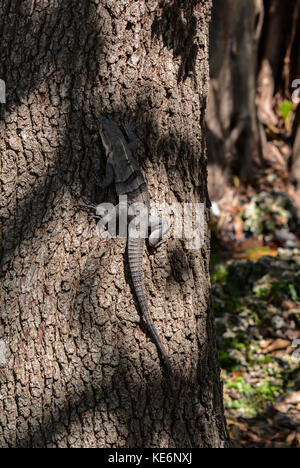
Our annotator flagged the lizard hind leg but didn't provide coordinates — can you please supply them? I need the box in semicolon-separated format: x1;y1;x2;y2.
148;215;170;248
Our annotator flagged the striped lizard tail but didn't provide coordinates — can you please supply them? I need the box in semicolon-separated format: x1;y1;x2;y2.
127;237;173;377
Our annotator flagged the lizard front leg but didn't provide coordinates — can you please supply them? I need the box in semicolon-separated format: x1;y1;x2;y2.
95;200;129;240
96;158;114;189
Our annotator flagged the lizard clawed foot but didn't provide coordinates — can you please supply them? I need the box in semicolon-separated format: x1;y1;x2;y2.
78;202;97;211
123;119;135;132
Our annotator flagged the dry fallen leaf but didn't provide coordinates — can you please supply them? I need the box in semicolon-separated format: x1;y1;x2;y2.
233;215;244;241
285;329;300;341
285;392;300;405
274;401;290;413
236;248;278;260
232;370;244;378
260;339;273;349
282;300;296;310
286;432;296;445
248;432;261;443
264;338;291;353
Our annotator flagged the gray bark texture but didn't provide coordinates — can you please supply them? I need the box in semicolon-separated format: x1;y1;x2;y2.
0;0;228;448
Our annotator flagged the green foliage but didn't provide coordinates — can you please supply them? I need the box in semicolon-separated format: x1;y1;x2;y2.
217;337;249;370
212;248;300;426
226;377;281;416
258;355;272;365
211;264;228;285
226;377;252;396
232;341;246;351
218;350;236;369
246;247;274;255
280;101;293;120
252;380;280;408
253;279;298;302
220;292;245;313
280;100;293;131
242;191;300;236
288;283;298;301
253;286;270;299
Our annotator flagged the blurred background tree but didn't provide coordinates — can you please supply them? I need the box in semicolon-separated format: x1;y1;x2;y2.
208;0;300;448
207;0;300;203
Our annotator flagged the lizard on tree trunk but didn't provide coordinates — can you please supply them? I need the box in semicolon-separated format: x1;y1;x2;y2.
94;116;172;377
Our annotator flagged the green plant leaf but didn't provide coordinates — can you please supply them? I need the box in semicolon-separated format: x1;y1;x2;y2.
280;101;293;120
288;283;298;301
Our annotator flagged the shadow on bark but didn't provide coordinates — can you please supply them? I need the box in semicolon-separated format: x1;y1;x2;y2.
0;0;106;268
151;0;201;83
5;346;213;448
0;0;209;269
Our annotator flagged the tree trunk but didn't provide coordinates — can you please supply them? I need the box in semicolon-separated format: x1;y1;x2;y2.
0;0;228;448
291;108;300;207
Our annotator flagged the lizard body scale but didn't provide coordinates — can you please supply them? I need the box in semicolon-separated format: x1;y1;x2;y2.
96;116;172;377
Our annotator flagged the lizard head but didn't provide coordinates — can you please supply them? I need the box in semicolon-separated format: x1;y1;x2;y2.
99;116;127;161
99;116;125;157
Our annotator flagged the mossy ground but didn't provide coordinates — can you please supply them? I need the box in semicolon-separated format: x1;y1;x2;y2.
211;248;300;447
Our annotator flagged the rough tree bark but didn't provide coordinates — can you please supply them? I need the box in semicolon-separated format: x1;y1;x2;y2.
0;0;228;448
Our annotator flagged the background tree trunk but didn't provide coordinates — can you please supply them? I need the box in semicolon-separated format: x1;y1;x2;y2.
291;109;300;197
207;0;300;202
207;0;262;200
0;0;228;448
